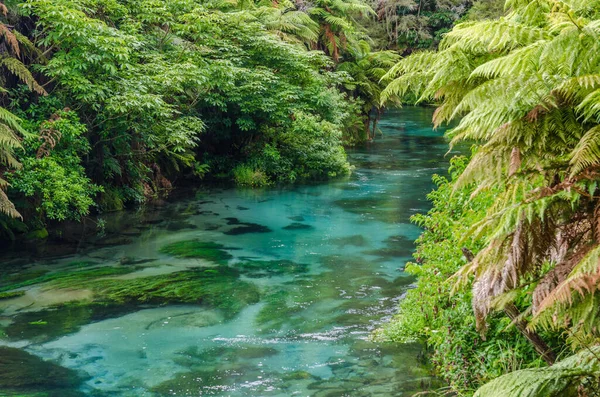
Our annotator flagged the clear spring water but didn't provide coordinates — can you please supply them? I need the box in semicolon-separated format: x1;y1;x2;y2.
0;107;455;397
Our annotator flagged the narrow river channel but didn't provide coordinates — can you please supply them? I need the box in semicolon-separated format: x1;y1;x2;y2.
0;107;453;396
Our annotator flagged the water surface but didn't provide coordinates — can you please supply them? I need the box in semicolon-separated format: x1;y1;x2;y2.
0;107;453;396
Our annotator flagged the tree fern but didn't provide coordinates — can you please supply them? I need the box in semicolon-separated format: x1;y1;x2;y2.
474;346;600;397
570;125;600;175
383;0;600;391
0;5;46;218
0;57;46;95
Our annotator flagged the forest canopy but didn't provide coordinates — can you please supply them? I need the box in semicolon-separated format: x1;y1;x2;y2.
0;0;500;238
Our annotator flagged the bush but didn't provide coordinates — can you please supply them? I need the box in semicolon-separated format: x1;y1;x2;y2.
378;156;550;394
232;164;271;187
8;110;102;222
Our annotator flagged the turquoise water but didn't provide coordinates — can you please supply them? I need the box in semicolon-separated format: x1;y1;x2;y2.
0;107;454;397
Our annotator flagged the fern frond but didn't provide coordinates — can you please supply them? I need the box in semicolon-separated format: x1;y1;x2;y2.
474;346;600;397
534;244;600;315
13;31;45;61
0;188;20;219
576;89;600;123
0;57;47;95
0;24;19;57
570;125;600;176
440;19;551;53
0;107;26;136
554;74;600;104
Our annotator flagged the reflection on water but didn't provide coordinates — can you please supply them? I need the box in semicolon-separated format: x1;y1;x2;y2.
0;107;454;396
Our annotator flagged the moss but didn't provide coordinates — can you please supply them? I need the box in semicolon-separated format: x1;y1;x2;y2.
89;267;259;318
0;267;136;292
156;346;277;395
25;228;49;240
234;259;309;278
45;267;137;289
4;303;130;343
0;290;25;300
1;269;49;286
0;346;84;395
333;197;412;224
255;289;303;331
4;267;260;343
63;261;99;268
160;240;234;264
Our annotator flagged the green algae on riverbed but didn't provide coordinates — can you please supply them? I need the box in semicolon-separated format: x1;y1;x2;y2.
88;268;260;317
159;240;234;264
0;266;135;293
3;303;129;343
234;259;309;278
4;267;260;342
0;346;84;396
0;290;25;300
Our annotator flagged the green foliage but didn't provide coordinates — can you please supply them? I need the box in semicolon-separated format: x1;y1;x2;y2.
5;0;380;207
337;40;400;139
232;164;272;187
272;112;352;180
382;0;600;395
10;157;100;221
464;0;505;21
367;0;503;52
379;156;548;393
8;109;101;222
0;2;47;219
0;0;407;233
474;346;600;397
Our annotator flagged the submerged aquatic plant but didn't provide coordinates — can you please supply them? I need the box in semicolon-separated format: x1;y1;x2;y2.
90;267;260;317
0;291;25;300
3;266;261;343
0;266;134;292
160;240;234;264
0;346;83;394
234;259;309;278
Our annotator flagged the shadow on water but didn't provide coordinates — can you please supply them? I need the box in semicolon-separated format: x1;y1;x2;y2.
0;107;456;396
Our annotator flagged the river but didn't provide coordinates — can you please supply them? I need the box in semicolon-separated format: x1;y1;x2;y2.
0;107;453;397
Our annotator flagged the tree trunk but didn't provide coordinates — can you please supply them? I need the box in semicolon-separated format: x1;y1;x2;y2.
503;303;556;365
461;247;556;366
372;107;382;137
364;113;372;140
